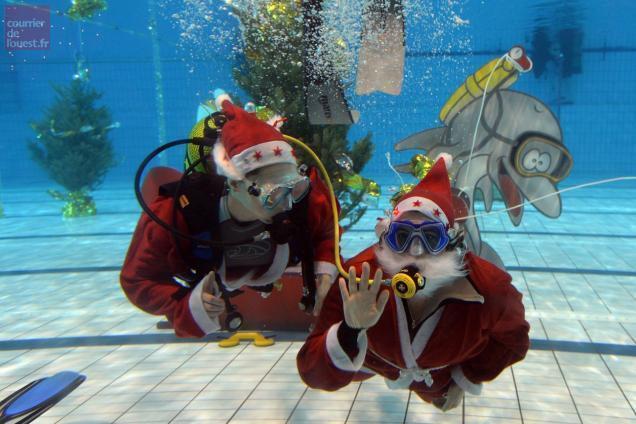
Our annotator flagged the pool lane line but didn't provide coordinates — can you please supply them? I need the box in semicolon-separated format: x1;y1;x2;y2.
1;265;636;278
0;333;634;356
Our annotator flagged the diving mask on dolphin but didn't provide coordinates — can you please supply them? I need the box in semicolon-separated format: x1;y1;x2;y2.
512;132;573;183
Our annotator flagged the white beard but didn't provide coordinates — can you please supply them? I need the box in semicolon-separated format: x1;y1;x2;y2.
374;243;467;284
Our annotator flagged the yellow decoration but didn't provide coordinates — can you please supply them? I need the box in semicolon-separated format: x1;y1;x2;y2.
335;153;380;205
264;0;295;22
390;183;414;208
410;154;435;180
254;105;277;122
366;180;380;197
340;170;380;206
47;189;96;218
267;2;287;14
218;331;275;348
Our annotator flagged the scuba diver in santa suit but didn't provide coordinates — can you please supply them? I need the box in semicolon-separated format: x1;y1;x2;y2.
120;97;340;337
296;157;529;411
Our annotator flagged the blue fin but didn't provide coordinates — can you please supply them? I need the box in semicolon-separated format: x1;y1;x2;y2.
0;371;86;423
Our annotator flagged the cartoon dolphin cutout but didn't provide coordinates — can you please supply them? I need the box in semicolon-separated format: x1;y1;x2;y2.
395;89;572;269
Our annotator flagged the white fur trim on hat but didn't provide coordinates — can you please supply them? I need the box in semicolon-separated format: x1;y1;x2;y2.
230;140;297;177
434;153;453;170
214;93;232;110
213;141;244;180
394;197;449;225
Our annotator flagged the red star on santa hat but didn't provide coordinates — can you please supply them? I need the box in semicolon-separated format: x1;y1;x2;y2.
393;208;400;217
413;200;422;207
253;151;263;161
273;146;283;156
433;209;441;217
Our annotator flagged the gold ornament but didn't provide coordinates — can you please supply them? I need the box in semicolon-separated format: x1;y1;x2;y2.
254;106;277;122
48;189;97;217
264;0;295;22
411;154;435;180
390;183;414;208
339;171;380;206
390;154;453;207
334;153;381;206
410;154;453;182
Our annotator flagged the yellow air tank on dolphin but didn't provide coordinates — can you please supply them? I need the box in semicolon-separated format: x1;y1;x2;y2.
440;46;533;125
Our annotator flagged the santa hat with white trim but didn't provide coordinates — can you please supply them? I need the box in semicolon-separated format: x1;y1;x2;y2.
392;154;455;228
212;99;297;180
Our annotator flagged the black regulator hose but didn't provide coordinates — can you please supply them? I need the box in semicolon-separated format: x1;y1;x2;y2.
133;137;240;248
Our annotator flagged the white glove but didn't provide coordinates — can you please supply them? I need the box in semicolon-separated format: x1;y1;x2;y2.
433;382;464;411
338;262;390;330
199;271;225;320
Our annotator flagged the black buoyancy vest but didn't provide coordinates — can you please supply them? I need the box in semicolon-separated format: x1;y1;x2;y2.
159;172;316;296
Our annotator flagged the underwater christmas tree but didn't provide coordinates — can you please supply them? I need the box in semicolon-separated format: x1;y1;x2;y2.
28;79;117;217
230;0;376;228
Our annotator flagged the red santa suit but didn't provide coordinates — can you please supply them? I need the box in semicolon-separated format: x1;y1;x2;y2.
296;156;529;403
120;100;339;338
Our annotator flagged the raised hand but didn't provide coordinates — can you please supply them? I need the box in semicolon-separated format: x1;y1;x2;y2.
339;262;390;330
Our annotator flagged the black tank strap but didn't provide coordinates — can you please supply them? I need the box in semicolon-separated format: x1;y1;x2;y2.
159;172;226;270
289;186;316;311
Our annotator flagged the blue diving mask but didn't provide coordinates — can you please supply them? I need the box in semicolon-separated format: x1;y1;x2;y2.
384;220;450;255
247;174;310;210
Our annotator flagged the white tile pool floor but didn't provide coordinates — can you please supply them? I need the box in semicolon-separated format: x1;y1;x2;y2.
0;182;635;423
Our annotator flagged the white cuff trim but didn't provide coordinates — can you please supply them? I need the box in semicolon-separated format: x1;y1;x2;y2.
451;365;482;395
326;321;367;372
188;279;221;335
314;261;338;283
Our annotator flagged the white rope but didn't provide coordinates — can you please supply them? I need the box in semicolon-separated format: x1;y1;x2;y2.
385;152;405;187
461;54;509;191
463;176;636;220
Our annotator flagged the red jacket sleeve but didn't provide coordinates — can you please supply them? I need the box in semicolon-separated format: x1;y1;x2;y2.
459;270;530;384
119;196;210;338
306;167;343;280
296;282;369;391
